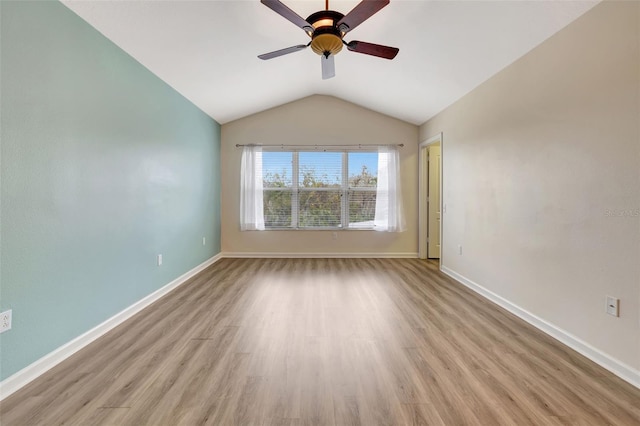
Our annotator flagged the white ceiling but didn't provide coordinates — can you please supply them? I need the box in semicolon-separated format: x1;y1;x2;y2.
61;0;598;125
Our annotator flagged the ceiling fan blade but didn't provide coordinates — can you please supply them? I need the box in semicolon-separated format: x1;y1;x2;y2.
336;0;389;34
321;54;335;80
258;44;308;60
346;40;399;59
261;0;313;33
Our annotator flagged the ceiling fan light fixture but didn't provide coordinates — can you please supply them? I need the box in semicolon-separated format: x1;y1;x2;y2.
312;18;334;29
306;10;345;56
306;10;344;29
311;33;343;56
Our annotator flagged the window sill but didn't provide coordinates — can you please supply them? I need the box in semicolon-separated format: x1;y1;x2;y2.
263;227;376;231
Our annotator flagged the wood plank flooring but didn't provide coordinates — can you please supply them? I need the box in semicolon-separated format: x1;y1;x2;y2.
1;258;639;425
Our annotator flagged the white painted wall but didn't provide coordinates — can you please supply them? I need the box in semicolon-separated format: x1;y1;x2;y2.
221;95;419;256
420;1;640;376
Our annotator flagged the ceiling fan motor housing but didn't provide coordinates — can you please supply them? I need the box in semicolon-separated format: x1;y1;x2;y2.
307;10;345;56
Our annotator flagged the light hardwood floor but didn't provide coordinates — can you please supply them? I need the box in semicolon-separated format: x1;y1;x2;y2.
1;258;639;425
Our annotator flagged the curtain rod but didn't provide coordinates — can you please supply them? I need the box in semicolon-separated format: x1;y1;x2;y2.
235;143;404;148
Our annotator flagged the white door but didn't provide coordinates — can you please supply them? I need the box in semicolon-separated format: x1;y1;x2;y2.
428;145;441;258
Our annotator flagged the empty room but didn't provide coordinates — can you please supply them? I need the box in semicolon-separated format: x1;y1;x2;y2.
1;0;639;424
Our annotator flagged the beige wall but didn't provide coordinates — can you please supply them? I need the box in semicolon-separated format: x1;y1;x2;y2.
222;95;419;256
420;1;640;375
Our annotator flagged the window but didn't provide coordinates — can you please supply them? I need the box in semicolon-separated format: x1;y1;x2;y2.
262;150;378;229
239;145;405;232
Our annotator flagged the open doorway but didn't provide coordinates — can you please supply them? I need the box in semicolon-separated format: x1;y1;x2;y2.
418;133;442;263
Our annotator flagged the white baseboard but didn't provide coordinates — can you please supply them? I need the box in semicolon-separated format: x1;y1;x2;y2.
0;253;223;401
222;252;418;259
440;265;640;390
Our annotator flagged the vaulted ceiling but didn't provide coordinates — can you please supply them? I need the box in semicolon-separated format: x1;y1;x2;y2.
61;0;598;125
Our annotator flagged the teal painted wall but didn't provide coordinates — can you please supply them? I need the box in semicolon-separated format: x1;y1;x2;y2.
0;1;221;381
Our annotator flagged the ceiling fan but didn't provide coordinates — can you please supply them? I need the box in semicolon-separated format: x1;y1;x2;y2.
258;0;399;79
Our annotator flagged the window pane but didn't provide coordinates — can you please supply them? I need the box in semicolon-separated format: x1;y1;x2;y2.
349;190;376;228
264;190;292;227
263;151;293;188
260;150;378;230
299;190;341;227
299;152;342;188
349;152;378;188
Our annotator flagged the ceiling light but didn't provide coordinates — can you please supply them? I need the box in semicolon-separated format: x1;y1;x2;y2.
310;33;343;56
312;18;334;29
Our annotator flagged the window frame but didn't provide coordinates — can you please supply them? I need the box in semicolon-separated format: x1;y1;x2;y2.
262;149;377;230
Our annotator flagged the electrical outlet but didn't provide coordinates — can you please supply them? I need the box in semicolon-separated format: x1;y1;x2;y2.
0;310;12;333
157;254;163;266
606;296;619;317
458;245;462;255
332;232;338;240
202;237;206;246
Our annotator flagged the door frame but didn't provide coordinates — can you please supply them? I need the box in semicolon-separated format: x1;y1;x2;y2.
418;133;443;266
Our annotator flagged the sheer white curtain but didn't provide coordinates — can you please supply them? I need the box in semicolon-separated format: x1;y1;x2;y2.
240;146;265;231
374;145;406;232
